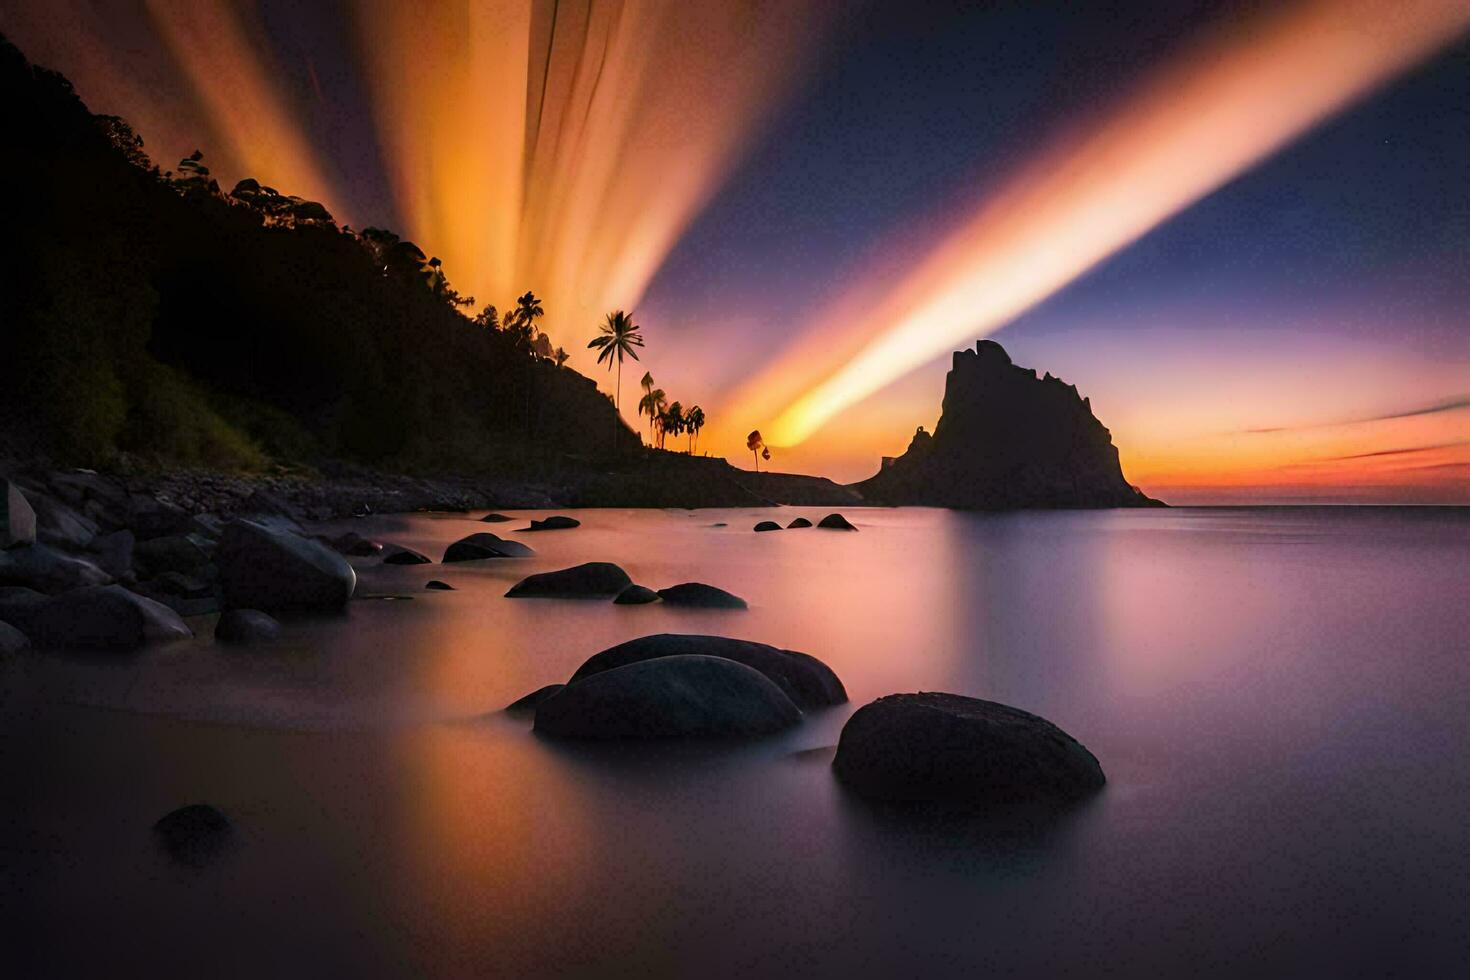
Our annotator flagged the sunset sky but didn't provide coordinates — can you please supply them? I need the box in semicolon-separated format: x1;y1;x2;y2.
3;0;1467;503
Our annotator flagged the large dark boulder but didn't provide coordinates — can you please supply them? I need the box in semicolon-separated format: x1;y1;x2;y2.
31;585;193;652
321;531;381;556
382;546;431;565
787;517;813;529
134;533;211;577
569;634;846;709
215;609;280;644
1;479;37;548
30;493;99;549
753;521;782;532
153;804;232;865
534;655;802;739
817;513;857;530
523;515;580;531
216;520;356;611
127;494;195;539
0;543;112;594
90;530;135;580
443;532;534;562
656;583;748;609
832;693;1106;806
505;562;631;599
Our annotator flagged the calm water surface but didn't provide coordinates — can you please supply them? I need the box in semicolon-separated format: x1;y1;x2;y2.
4;507;1469;976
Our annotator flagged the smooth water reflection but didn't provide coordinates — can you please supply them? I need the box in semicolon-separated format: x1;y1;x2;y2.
4;507;1469;975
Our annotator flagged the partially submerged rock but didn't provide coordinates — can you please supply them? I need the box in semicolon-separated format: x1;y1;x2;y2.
382;546;431;565
753;521;781;532
832;692;1105;806
425;580;455;591
0;542;112;594
1;479;37;548
479;513;515;523
613;584;660;605
216;520;356;611
787;517;813;529
321;531;381;556
31;585;192;652
534;655;801;739
569;633;846;710
817;513;857;530
215;609;281;644
505;562;631;599
443;532;534;562
523;515;580;531
153;803;232;865
656;583;747;609
506;683;565;714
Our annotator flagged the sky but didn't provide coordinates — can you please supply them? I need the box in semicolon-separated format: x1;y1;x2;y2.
3;0;1468;503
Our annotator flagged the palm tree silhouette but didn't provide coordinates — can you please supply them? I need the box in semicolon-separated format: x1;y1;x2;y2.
747;430;764;472
587;310;644;446
686;405;705;453
554;347;569;367
639;386;667;446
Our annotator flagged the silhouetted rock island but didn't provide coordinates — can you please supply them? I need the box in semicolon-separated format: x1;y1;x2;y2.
856;340;1162;509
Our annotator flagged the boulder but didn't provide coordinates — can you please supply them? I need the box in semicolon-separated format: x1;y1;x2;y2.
613;584;660;605
127;494;194;539
0;620;29;655
656;583;748;609
1;479;37;548
215;609;281;644
569;634;846;710
322;531;381;557
524;515;580;531
31;493;99;549
31;585;192;651
216;520;356;611
443;532;535;562
787;517;813;529
153;804;232;865
149;571;214;598
534;655;802;739
382;546;431;565
505;683;565;714
505;562;631;599
753;521;782;532
90;529;136;580
832;693;1106;805
134;533;211;577
0;543;112;594
817;513;857;530
0;586;49;635
424;580;455;591
479;513;515;523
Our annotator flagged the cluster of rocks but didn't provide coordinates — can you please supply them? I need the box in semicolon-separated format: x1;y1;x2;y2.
508;633;1105;809
754;513;857;532
0;473;356;651
500;561;747;608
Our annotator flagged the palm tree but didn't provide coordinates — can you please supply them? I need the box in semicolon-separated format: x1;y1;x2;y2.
747;430;764;472
508;290;543;353
554;347;569;367
666;403;685;452
638;386;667;445
686;405;705;454
587;310;644;423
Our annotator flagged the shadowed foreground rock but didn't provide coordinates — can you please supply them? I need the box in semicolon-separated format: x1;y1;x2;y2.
656;583;747;609
217;520;356;611
0;620;29;655
535;655;801;739
568;634;846;710
153;804;232;865
505;683;565;714
0;542;112;593
215;609;280;644
523;515;580;531
505;562;631;598
833;693;1105;806
443;532;534;561
614;584;660;605
31;585;192;651
382;546;431;565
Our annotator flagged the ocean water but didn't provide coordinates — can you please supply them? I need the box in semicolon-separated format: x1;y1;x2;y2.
4;507;1469;976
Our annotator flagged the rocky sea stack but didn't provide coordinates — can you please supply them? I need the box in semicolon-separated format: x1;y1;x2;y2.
856;340;1161;509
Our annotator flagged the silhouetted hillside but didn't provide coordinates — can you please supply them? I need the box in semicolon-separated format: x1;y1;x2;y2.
856;340;1162;508
0;35;638;472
